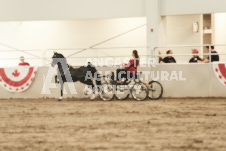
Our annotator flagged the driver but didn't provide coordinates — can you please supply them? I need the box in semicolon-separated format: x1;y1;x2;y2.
116;50;139;83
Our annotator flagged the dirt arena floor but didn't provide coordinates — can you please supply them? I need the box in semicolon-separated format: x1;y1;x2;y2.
0;98;226;151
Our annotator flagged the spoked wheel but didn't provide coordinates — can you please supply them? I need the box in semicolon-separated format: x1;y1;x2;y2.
131;82;148;101
99;83;114;101
114;84;130;100
148;81;163;100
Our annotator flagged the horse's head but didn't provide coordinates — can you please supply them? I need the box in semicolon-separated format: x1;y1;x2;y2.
51;52;65;67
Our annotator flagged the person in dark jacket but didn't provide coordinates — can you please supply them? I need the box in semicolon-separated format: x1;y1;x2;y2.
199;46;219;63
189;49;202;63
162;50;176;63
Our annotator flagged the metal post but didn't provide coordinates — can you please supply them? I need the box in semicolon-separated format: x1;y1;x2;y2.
209;45;211;63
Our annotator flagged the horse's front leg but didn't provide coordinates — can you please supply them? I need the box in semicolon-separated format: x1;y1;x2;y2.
58;76;64;101
58;83;63;101
55;75;59;83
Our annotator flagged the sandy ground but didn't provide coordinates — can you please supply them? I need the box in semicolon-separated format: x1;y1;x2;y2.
0;98;226;151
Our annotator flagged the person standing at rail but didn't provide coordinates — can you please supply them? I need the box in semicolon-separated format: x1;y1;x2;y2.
198;46;219;63
18;56;30;66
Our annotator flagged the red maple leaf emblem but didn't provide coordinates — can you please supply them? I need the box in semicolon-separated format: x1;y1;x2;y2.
12;70;20;77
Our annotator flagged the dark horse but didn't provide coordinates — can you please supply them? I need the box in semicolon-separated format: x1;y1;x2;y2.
51;52;101;101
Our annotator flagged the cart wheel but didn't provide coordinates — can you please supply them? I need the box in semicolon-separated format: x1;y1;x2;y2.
148;81;163;100
115;84;130;100
131;82;148;101
99;83;115;101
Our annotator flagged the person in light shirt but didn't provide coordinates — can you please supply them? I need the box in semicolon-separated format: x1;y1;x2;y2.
18;56;30;66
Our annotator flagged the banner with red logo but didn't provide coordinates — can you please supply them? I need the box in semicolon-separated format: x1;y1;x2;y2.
213;63;226;86
0;67;38;92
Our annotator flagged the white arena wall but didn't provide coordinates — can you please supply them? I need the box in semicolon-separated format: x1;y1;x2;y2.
161;0;226;16
1;0;226;21
0;63;225;99
0;18;147;67
0;0;146;21
1;0;226;99
213;13;226;62
2;14;225;67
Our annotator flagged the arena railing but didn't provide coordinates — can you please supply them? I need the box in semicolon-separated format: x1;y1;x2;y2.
0;41;46;67
43;46;148;67
44;44;226;67
1;44;225;67
0;49;44;67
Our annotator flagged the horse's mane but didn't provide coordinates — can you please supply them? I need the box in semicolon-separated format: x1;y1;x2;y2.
55;53;65;58
54;52;97;73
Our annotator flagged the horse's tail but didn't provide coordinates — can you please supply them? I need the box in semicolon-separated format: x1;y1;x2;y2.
87;62;101;86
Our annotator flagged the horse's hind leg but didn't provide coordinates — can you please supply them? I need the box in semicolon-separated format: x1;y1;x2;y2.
80;78;96;100
89;82;97;100
88;80;98;100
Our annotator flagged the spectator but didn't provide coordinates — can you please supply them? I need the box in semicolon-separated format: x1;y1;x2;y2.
189;49;202;63
199;46;219;63
18;56;30;66
162;50;176;63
